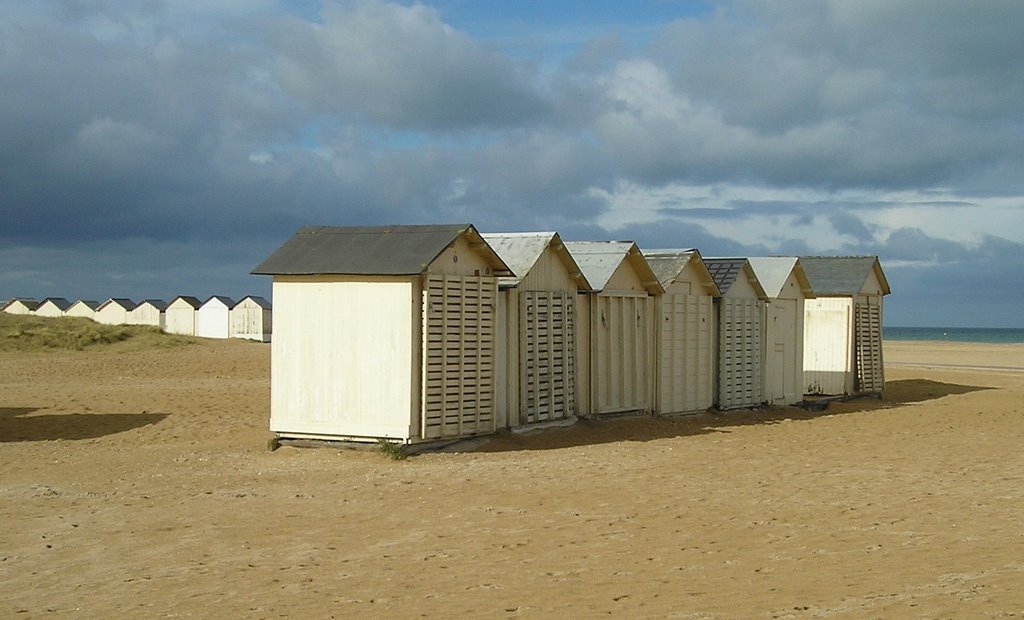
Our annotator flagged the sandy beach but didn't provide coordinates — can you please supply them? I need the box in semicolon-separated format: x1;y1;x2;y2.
2;339;1023;618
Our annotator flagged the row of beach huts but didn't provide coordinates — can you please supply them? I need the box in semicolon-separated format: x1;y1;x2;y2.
1;295;272;342
252;224;890;446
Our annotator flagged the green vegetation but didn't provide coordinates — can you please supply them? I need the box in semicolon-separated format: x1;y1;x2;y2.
0;313;198;352
376;438;407;461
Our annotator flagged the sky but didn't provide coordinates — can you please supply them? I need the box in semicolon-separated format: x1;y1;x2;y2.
2;0;1023;327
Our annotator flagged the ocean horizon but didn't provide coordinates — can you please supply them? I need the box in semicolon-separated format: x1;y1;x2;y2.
885;326;1024;344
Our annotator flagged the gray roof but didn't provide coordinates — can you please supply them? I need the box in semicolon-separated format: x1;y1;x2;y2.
135;299;168;311
2;298;40;311
704;258;768;299
169;296;202;309
747;258;814;299
236;295;272;309
481;232;590;290
642;249;720;296
253;224;511;276
98;298;137;311
799;256;891;296
202;295;235;308
40;297;72;310
70;299;100;310
564;241;663;294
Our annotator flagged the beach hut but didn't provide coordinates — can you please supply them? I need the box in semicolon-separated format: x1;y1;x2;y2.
2;298;40;315
95;298;136;325
482;232;590;429
230;296;273;342
747;258;814;406
704;258;769;410
164;296;201;336
196;296;234;339
800;256;891;397
128;299;168;329
252;224;512;444
35;298;72;318
643;249;720;415
564;241;663;417
65;300;99;320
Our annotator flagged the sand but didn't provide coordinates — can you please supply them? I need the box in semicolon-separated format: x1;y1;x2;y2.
2;339;1023;618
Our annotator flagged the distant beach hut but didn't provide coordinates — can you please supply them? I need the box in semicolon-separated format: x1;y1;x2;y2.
704;258;769;410
564;241;663;417
643;249;720;415
800;256;891;397
483;232;590;429
95;298;136;325
128;299;168;329
747;258;815;406
2;298;40;315
35;298;72;318
65;300;100;320
252;224;512;444
164;296;201;336
229;296;272;342
196;296;235;339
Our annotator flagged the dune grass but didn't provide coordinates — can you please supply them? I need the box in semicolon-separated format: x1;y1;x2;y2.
0;313;198;352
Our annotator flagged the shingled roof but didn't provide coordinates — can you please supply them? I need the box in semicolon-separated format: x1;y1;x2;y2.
704;258;768;299
642;249;720;296
253;224;511;276
799;256;891;296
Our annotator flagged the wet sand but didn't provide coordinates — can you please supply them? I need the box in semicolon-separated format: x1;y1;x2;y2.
2;339;1023;617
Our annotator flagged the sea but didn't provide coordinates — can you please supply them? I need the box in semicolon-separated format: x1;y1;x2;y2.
885;327;1024;344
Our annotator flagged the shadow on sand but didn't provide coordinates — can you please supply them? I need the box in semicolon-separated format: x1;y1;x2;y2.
474;378;993;453
0;407;168;442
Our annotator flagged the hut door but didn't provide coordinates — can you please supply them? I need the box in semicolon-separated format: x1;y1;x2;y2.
717;298;763;410
421;275;497;439
658;294;713;414
519;291;576;424
854;301;884;393
593;295;652;415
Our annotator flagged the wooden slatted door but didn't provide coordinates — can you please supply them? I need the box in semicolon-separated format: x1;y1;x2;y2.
519;291;575;424
658;294;714;414
854;301;884;394
593;295;652;415
421;275;497;440
718;298;764;410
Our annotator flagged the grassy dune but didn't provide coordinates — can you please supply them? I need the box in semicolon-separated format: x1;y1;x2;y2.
0;313;198;352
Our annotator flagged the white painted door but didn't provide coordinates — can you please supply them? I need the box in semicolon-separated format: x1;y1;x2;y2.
421;275;497;440
519;291;575;424
717;298;764;410
658;294;714;414
592;295;653;415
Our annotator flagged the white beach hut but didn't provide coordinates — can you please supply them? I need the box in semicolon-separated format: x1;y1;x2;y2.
164;296;201;336
65;300;100;320
800;256;891;397
643;249;720;415
747;258;815;406
95;298;136;325
2;299;40;315
252;224;512;444
35;298;72;318
483;232;590;429
564;241;664;417
196;296;234;339
704;258;769;410
128;299;168;329
230;296;273;342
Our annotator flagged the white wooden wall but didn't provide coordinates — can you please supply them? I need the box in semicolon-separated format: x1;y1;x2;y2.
591;294;654;415
164;304;196;336
271;277;418;440
128;305;165;329
518;291;575;424
803;297;853;395
656;293;714;414
230;300;272;342
196;301;231;339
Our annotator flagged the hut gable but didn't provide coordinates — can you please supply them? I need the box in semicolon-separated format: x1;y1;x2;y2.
128;299;168;327
252;224;510;278
747;258;814;300
95;298;136;325
66;299;99;318
705;258;768;300
800;256;891;297
168;296;202;310
643;250;720;297
234;295;271;310
2;298;40;314
482;232;588;291
35;298;72;317
564;241;662;294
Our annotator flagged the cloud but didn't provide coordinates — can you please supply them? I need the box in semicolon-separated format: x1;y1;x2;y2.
271;1;551;130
